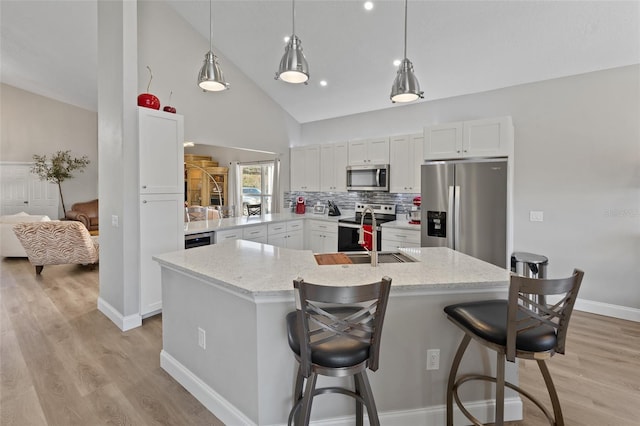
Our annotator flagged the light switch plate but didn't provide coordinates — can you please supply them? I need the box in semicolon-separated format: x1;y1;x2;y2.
111;215;119;227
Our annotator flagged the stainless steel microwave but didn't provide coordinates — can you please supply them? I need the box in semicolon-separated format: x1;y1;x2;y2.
346;164;389;191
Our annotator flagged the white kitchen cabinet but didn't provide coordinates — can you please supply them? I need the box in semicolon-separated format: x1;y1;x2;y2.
268;220;304;249
424;116;512;160
139;193;184;316
347;137;390;165
390;133;423;193
138;108;184;194
243;224;268;243
214;228;242;243
290;146;320;191
381;227;421;252
307;220;338;253
320;142;348;192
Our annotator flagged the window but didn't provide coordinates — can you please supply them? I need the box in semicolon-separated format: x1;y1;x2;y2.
240;162;275;215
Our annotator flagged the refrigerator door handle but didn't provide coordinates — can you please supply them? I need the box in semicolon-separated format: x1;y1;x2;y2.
454;185;461;250
447;186;455;249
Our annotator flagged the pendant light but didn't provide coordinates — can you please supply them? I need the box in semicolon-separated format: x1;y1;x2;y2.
275;0;309;84
390;0;423;103
198;0;229;91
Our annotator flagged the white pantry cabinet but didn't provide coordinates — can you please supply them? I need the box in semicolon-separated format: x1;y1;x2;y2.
290;146;320;191
307;220;338;253
320;142;348;192
424;116;512;160
348;137;390;165
139;193;184;316
138;108;184;194
390;133;423;193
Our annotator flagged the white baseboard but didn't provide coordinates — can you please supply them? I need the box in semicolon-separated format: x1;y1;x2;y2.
574;298;640;322
546;295;640;323
160;350;522;426
97;297;142;331
160;350;256;426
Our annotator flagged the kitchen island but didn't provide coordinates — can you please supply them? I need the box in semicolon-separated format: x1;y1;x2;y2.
154;243;521;425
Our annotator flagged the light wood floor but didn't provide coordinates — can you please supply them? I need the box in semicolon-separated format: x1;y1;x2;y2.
1;257;639;425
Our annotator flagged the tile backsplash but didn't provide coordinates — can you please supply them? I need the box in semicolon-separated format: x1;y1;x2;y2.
284;191;420;215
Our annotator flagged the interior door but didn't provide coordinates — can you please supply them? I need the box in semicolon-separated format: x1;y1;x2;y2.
455;160;507;267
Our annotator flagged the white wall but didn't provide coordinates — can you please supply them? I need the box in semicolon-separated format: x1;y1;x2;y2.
0;83;98;216
302;65;640;312
136;0;300;197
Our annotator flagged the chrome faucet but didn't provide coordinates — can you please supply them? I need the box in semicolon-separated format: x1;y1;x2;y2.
358;205;378;267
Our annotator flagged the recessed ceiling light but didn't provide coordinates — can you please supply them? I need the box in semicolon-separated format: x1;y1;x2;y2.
320;80;328;87
183;141;195;147
284;36;290;43
364;2;374;11
393;59;401;66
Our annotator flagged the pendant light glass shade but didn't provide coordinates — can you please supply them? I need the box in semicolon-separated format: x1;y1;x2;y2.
197;0;229;92
276;35;309;83
390;0;423;103
275;0;309;84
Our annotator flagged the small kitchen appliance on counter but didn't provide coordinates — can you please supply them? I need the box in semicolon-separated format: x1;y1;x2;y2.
295;196;306;214
327;200;341;216
409;196;421;224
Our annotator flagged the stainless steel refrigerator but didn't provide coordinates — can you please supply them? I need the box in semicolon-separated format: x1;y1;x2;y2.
421;159;507;267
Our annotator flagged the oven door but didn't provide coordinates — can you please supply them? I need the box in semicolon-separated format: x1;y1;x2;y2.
338;223;382;252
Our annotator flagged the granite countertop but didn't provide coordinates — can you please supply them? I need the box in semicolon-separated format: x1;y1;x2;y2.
153;244;510;299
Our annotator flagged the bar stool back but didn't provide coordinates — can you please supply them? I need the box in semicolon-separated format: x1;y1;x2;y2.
286;276;392;426
444;269;584;425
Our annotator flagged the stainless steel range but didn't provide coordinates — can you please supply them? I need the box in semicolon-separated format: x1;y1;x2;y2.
338;203;396;252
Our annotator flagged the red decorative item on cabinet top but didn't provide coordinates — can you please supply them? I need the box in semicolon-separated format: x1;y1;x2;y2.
138;65;160;110
138;93;160;110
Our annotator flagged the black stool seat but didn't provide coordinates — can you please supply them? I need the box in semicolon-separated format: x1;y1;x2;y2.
286;309;370;369
444;300;557;353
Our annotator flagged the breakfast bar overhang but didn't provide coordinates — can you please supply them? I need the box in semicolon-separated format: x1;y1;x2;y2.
154;242;520;425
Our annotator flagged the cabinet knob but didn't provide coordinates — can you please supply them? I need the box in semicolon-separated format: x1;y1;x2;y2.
456;150;461;153
142;185;147;189
142;200;147;204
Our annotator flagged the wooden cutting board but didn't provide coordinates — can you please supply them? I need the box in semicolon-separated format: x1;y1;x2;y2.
314;253;353;265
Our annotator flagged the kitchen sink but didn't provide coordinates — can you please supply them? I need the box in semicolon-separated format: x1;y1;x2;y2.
344;252;418;264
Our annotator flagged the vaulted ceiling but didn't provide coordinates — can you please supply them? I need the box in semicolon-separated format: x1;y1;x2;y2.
1;1;638;123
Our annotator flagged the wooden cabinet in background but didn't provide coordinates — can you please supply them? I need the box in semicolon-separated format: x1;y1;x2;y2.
185;165;228;207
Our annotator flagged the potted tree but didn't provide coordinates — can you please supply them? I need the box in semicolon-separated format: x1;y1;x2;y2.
31;150;90;215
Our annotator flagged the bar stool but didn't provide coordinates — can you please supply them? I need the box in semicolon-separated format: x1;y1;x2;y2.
286;276;392;426
444;269;584;426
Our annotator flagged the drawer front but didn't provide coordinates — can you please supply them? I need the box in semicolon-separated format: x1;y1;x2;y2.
215;229;242;243
267;222;287;235
382;228;420;244
309;220;337;233
287;220;304;232
243;225;268;240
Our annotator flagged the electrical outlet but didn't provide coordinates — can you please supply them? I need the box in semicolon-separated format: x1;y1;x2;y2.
529;211;544;222
198;327;206;349
426;349;440;370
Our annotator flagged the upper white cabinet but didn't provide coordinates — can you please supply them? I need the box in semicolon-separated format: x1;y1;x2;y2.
290;146;320;191
348;137;390;165
424;116;513;160
320;142;348;192
390;133;423;193
139;108;184;194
